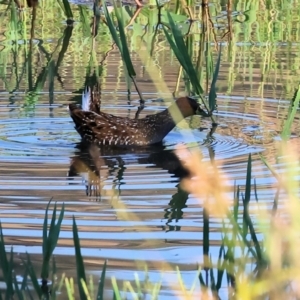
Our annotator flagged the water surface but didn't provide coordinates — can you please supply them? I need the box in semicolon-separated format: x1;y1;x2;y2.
0;0;300;297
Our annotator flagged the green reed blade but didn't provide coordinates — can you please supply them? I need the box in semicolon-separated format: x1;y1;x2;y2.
209;264;216;291
78;5;91;35
56;26;74;70
96;260;107;300
198;271;205;287
272;186;280;213
0;222;14;296
58;0;74;19
111;277;122;300
41;201;65;279
6;247;14;298
259;154;280;182
242;199;263;263
151;281;162;299
26;285;35;300
21;267;28;291
9;0;19;41
51;257;58;300
231;214;257;259
72;217;87;300
164;12;204;96
205;42;213;89
216;245;225;291
253;178;259;202
24;253;42;298
233;183;239;222
103;0;136;75
241;193;248;240
281;85;300;141
48;60;55;104
103;1;143;99
241;155;263;263
112;3;136;77
203;208;209;258
244;154;252;204
13;271;24;300
42;200;51;257
163;25;204;97
134;273;142;298
0;222;8;276
102;2;122;51
208;45;222;112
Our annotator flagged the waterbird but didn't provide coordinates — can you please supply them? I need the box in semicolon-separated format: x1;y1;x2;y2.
69;88;208;146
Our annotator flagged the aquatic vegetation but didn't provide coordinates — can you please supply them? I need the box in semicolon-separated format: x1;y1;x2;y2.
102;1;143;102
57;0;74;23
0;141;299;299
0;0;300;299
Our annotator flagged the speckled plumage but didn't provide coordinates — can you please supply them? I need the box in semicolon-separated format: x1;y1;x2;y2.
69;88;204;146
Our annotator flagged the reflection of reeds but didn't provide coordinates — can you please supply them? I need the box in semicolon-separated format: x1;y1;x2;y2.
103;1;145;105
1;1;300;299
163;12;220;124
57;0;74;22
173;144;300;298
1;143;300;298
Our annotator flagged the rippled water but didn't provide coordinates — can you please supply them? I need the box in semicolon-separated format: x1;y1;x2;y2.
0;93;293;289
1;0;300;297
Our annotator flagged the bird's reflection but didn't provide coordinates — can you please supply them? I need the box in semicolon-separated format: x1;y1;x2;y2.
68;142;191;200
68;142;215;231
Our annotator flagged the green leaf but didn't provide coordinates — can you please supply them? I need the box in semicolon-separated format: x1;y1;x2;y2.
203;208;209;257
41;201;64;279
72;217;87;300
59;0;74;19
244;154;252;204
102;1;122;51
216;245;225;291
208;44;222;111
24;253;43;298
0;222;14;297
96;260;107;300
281;86;300;141
113;5;136;77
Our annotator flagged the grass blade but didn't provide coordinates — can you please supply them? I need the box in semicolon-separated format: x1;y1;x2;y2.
163;13;204;96
42;201;65;279
58;0;74;20
0;222;14;297
216;245;225;290
96;260;107;300
281;85;300;141
111;277;122;300
112;4;136;77
244;154;252;204
203;208;209;258
208;45;222;111
72;217;87;300
13;270;24;300
103;1;143;101
102;1;122;50
242;154;263;263
24;253;42;298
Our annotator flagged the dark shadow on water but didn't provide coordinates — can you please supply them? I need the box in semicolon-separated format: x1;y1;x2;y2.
68;142;191;187
68;142;194;230
164;184;189;232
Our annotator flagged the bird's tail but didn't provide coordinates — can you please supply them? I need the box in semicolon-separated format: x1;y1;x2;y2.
82;84;101;114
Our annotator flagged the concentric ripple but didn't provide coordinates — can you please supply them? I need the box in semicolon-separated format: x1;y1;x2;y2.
0;94;296;296
0;113;264;162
